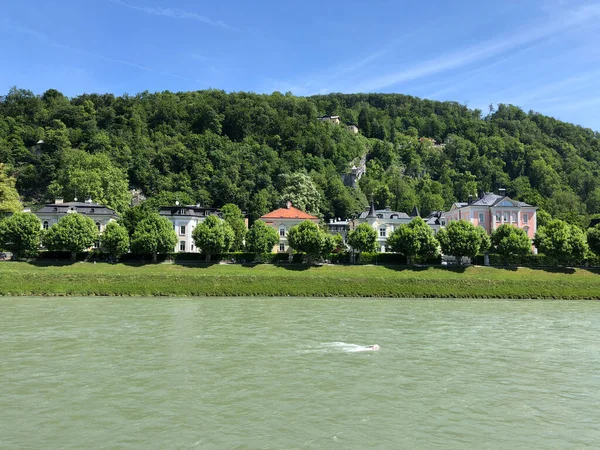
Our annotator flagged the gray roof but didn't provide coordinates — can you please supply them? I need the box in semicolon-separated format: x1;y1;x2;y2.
36;201;118;217
359;208;410;220
159;205;221;218
456;193;533;208
425;211;446;225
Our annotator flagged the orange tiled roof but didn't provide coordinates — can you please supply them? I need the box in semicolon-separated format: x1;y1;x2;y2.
260;206;318;220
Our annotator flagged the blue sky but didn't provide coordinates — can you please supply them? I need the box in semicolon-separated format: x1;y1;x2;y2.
2;0;600;130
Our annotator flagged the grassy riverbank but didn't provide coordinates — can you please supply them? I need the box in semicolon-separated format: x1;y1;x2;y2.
1;261;600;299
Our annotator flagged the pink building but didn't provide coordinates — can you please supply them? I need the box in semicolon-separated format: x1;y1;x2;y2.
444;190;537;241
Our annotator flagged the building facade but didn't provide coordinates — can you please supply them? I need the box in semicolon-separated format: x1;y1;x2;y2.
352;203;414;252
158;205;222;253
325;219;350;243
33;198;120;249
443;191;537;240
259;202;319;254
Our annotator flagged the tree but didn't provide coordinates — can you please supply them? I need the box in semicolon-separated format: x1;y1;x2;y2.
436;220;489;265
0;163;22;215
588;224;600;257
101;221;130;259
534;219;588;264
48;149;130;213
43;213;98;261
387;217;439;264
279;173;322;216
192;215;234;262
221;203;247;251
130;213;177;263
0;212;41;259
332;233;346;253
287;220;329;263
246;220;279;260
347;223;378;258
386;225;418;264
491;224;532;264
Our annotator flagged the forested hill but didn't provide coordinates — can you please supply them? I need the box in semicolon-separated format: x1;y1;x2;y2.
1;88;599;225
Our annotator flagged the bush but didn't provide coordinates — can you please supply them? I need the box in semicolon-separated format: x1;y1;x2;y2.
478;253;600;267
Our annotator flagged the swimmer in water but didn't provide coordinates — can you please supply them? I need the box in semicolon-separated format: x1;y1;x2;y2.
369;344;380;350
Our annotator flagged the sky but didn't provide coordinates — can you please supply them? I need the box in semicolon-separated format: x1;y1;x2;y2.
1;0;600;130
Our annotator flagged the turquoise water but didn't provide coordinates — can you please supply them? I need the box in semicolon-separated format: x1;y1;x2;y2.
1;297;599;449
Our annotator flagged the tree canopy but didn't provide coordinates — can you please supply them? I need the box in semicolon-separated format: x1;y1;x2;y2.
437;220;490;264
491;224;532;263
130;213;177;262
347;223;378;255
192;215;234;261
0;212;41;258
287;220;331;263
1;88;598;226
101;221;130;259
246;220;279;258
534;219;588;264
387;217;439;264
43;213;98;261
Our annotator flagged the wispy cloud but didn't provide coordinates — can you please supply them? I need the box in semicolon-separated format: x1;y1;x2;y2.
4;20;198;82
109;0;234;30
354;3;600;92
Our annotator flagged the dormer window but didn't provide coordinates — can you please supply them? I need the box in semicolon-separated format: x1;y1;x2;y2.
43;221;49;230
96;222;101;232
390;214;398;219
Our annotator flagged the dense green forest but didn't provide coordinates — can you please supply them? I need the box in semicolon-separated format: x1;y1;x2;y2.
1;87;599;226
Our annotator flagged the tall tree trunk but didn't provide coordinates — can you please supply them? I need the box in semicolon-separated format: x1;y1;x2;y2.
152;252;157;263
205;252;211;262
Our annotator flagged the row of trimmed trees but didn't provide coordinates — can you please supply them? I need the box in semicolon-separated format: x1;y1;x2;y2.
2;211;600;265
0;212;281;263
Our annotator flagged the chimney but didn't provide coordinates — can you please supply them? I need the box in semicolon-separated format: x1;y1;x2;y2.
385;205;391;211
468;194;473;205
498;188;506;197
55;198;63;204
286;201;292;209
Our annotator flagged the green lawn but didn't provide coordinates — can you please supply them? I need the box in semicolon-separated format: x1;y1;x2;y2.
1;261;600;299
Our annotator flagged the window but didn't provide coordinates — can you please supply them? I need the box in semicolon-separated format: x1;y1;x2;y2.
191;245;194;251
43;221;49;230
495;213;501;222
376;214;383;219
279;226;286;237
503;212;508;222
96;222;101;232
279;243;285;252
523;214;528;223
523;226;530;234
94;240;100;249
180;225;186;235
179;241;186;252
479;213;485;223
441;220;446;226
512;213;517;222
379;227;386;238
390;214;398;219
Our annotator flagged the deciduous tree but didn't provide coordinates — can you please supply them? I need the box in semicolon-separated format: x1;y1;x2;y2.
491;224;531;264
130;213;177;263
436;220;488;265
192;215;234;262
101;221;130;259
245;220;279;259
0;212;41;259
347;223;378;258
43;213;98;261
534;219;588;264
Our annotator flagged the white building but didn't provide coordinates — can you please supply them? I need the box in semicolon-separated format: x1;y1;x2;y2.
351;202;415;252
34;198;119;248
158;205;222;253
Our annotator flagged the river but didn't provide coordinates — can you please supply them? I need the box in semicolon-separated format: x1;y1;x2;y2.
1;297;599;449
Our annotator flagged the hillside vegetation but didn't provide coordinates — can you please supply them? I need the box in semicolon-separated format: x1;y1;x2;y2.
1;88;599;225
